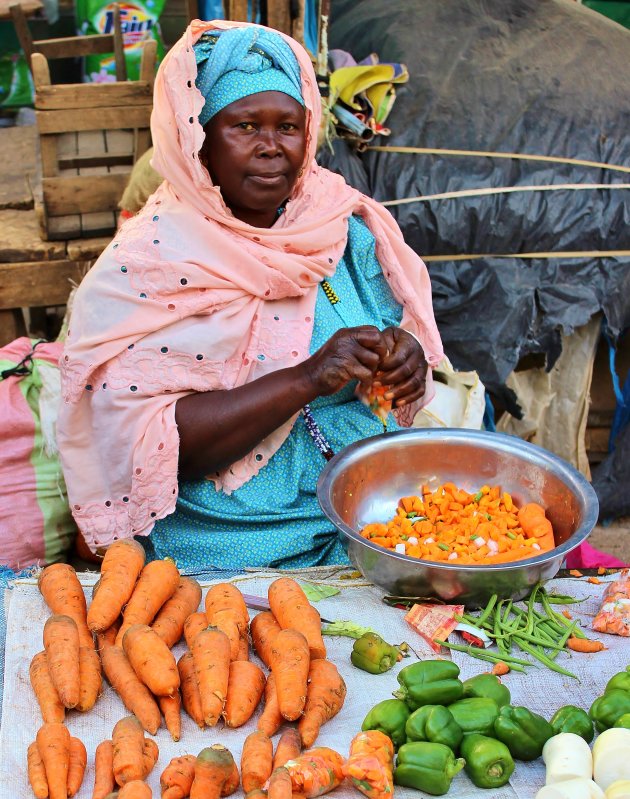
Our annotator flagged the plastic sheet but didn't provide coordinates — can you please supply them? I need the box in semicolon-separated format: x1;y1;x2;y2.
323;0;630;415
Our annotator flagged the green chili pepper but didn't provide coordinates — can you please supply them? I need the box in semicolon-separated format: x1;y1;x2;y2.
393;660;464;710
550;705;594;742
493;705;554;760
606;667;630;694
362;698;411;750
447;697;500;736
589;689;630;733
405;705;463;750
394;742;465;796
351;632;400;675
460;734;515;789
462;673;511;708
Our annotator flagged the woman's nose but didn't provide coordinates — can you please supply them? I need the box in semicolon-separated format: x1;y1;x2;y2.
256;129;281;155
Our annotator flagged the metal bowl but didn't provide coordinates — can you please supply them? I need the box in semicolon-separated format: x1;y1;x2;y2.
317;429;599;606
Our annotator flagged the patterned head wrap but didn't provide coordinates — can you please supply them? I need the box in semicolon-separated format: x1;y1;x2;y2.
194;27;305;126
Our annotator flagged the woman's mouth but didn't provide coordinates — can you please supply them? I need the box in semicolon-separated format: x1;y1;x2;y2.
249;173;286;186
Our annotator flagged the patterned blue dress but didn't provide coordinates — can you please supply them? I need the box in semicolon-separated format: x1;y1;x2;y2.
141;216;403;569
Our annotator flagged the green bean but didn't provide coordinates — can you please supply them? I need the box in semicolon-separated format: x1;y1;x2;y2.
540;592;587;639
433;640;528;671
493;629;565;650
477;594;498;627
511;638;578;679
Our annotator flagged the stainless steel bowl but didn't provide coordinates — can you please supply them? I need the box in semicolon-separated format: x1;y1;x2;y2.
317;429;599;606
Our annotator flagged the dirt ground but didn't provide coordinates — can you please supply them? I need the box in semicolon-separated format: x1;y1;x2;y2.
588;517;630;563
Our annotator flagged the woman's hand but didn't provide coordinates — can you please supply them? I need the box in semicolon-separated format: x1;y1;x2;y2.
304;325;388;396
375;327;428;407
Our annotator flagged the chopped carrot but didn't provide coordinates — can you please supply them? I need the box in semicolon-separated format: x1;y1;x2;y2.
284;747;345;798
566;637;605;653
587;577;602;585
597;567;607;575
491;661;510;676
342;731;394;799
562;609;573;619
569;569;584;578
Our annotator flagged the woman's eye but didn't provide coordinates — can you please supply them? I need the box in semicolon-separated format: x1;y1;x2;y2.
279;123;297;132
237;122;256;130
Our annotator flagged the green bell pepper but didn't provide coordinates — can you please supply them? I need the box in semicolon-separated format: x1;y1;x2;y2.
447;697;499;736
394;741;465;796
460;733;515;789
550;705;594;742
605;666;630;695
362;698;411;750
405;705;463;750
351;632;400;674
393;660;463;710
462;673;511;708
614;713;630;729
493;705;554;761
589;689;630;733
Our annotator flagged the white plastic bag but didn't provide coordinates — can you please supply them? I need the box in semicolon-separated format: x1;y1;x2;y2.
413;356;485;430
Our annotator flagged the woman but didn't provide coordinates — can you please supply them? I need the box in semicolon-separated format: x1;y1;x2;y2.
57;20;443;570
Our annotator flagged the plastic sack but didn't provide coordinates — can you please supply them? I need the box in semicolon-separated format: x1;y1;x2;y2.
0;338;76;568
413;356;485;430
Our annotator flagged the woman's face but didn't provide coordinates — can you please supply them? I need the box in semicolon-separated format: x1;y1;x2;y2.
199;91;307;228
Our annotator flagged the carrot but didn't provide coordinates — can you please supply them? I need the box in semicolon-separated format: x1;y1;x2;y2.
567;637;605;652
27;741;48;799
43;614;81;709
250;611;281;669
67;737;87;797
122;623;180;698
38;563;93;650
284;747;345;798
178;651;205;728
115;558;181;646
92;739;115;799
492;661;510;676
298;659;347;748
223;660;266;728
142;738;159;777
273;729;302;770
562;609;573;619
342;731;394;799
588;576;602;585
152;576;202;648
96;620;121;653
184;612;209;650
30;650;64;723
268;579;326;660
100;644;161;734
257;671;283;737
269;628;310;722
192;626;231;726
158;691;182;741
241;731;273;793
112;715;146;786
237;630;250;661
77;645;102;712
36;722;71;799
268;767;293;799
244;791;267;799
116;781;152;799
204;583;249;635
160;754;196;799
191;744;239;799
87;539;146;632
569;569;584;578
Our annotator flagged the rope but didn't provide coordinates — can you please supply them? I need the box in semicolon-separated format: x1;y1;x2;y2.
381;182;630;208
367;145;630;175
422;250;630;263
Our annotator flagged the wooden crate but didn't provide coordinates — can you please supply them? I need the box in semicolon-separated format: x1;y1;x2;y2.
31;39;157;240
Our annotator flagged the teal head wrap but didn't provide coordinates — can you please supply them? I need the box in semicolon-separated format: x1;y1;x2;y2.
194;27;305;127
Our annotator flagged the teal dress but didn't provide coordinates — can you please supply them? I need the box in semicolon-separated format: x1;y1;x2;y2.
141;216;403;569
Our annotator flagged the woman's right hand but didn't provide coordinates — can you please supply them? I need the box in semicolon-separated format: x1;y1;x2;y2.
302;326;388;397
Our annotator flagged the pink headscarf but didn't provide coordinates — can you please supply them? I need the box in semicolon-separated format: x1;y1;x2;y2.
57;19;443;552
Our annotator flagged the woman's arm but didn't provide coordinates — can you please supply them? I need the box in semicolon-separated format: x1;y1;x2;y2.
175;325;387;479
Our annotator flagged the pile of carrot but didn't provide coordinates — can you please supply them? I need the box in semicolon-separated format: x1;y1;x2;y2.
27;553;350;798
359;482;556;565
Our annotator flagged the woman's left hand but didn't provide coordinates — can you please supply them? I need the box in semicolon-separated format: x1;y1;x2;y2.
374;327;428;407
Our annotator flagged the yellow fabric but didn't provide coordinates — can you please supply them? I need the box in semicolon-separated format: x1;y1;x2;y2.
329;64;409;122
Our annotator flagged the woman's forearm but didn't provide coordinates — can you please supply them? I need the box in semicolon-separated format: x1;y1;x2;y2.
175;363;318;479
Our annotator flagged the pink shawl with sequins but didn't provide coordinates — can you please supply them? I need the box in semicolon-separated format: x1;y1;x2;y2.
57;19;443;552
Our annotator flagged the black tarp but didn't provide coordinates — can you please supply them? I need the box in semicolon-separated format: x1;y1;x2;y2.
321;0;630;416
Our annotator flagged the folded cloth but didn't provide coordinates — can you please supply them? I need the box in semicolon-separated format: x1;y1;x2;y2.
565;540;627;569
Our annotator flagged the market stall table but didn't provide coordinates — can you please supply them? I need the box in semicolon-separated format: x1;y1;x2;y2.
0;566;625;799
